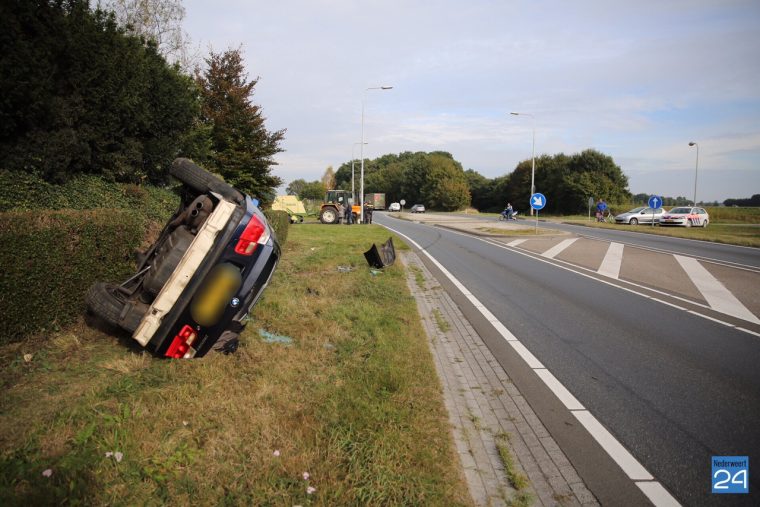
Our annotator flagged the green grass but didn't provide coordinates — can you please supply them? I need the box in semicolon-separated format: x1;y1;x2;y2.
494;432;532;506
0;224;472;506
558;218;760;247
432;309;451;333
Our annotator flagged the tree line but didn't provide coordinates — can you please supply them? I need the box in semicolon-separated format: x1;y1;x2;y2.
0;0;283;203
287;149;632;214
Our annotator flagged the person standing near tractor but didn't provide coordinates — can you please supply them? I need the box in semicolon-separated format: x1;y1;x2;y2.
364;203;373;224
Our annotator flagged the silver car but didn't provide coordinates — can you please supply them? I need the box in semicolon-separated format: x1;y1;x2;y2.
614;206;664;225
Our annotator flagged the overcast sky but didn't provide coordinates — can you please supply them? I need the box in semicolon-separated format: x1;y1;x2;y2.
183;0;760;203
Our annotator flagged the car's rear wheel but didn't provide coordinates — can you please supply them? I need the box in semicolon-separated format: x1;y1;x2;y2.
630;218;638;225
86;283;143;333
702;219;709;228
170;158;243;203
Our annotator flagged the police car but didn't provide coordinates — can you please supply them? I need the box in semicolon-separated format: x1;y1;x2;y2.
659;206;709;228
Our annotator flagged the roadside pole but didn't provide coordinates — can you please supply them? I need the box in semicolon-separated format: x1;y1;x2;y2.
531;193;546;234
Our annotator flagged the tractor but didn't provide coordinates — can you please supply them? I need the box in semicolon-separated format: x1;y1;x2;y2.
319;189;362;224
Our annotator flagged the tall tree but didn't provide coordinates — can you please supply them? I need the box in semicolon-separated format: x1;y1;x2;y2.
102;0;196;69
0;0;198;183
196;48;285;203
321;165;336;189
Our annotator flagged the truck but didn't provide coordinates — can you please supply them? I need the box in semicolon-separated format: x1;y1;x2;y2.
364;193;386;210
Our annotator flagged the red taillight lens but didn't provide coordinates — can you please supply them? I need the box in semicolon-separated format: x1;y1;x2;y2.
165;325;198;358
234;215;270;256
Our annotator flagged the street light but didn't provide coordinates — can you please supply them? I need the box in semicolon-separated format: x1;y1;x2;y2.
688;141;699;206
360;86;393;222
351;142;367;204
510;112;536;215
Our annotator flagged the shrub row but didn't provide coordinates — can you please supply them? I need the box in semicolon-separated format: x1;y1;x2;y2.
0;169;179;222
264;209;290;247
0;209;145;344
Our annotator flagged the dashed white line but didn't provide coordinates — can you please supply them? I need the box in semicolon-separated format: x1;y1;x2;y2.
534;369;585;410
541;238;579;259
636;481;682;507
598;242;625;279
571;410;653;481
674;255;760;325
508;238;527;247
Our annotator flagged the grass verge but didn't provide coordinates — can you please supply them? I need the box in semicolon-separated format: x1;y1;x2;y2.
0;224;472;506
559;219;760;247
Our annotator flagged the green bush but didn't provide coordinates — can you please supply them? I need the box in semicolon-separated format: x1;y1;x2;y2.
0;209;145;344
0;169;179;222
264;209;290;247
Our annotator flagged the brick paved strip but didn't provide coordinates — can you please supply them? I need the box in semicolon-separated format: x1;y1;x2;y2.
401;251;599;507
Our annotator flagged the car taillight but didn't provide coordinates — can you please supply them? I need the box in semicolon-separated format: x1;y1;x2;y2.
165;325;198;358
234;215;270;256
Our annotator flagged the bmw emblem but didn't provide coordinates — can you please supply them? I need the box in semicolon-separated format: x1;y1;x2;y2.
231;298;240;308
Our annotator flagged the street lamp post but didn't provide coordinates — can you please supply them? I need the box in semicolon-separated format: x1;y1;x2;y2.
351;142;367;205
361;86;392;222
510;112;536;215
688;142;699;206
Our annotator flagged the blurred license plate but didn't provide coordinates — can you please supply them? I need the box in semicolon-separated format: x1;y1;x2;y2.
190;263;242;327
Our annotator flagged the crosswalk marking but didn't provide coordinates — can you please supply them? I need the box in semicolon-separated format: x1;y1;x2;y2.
541;238;579;259
508;238;527;247
598;242;625;279
674;255;760;325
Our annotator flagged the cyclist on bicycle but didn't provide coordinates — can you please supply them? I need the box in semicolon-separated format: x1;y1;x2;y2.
595;199;608;222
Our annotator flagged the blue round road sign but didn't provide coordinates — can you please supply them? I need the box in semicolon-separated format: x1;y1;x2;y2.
648;195;662;209
530;193;547;210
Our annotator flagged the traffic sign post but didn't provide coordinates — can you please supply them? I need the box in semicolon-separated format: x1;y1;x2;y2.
588;197;595;221
648;195;662;227
400;199;406;212
530;193;546;233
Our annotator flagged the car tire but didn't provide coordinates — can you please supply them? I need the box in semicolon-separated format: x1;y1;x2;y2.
630;218;638;225
685;220;692;228
170;158;243;203
702;219;708;228
85;282;143;333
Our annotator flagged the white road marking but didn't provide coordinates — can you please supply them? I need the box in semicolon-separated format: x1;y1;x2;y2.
674;255;760;325
572;410;654;481
508;341;545;369
597;242;625;279
534;369;585;410
636;481;682;507
382;223;679;505
541;238;579;259
508;238;527;247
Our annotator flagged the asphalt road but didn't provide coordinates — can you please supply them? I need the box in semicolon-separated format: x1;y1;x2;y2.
375;213;760;506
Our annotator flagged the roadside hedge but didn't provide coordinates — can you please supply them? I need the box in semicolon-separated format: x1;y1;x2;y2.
0;209;144;344
264;209;290;247
0;169;179;222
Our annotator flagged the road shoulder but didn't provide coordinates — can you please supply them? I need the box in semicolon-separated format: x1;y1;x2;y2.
401;250;599;507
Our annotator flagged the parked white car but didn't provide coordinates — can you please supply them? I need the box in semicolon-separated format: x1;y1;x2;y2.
388;202;401;212
659;207;709;227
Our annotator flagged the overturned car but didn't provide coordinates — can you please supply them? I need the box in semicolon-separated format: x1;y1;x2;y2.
86;158;281;358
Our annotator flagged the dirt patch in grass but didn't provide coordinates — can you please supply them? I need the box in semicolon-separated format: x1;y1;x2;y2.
0;225;472;506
